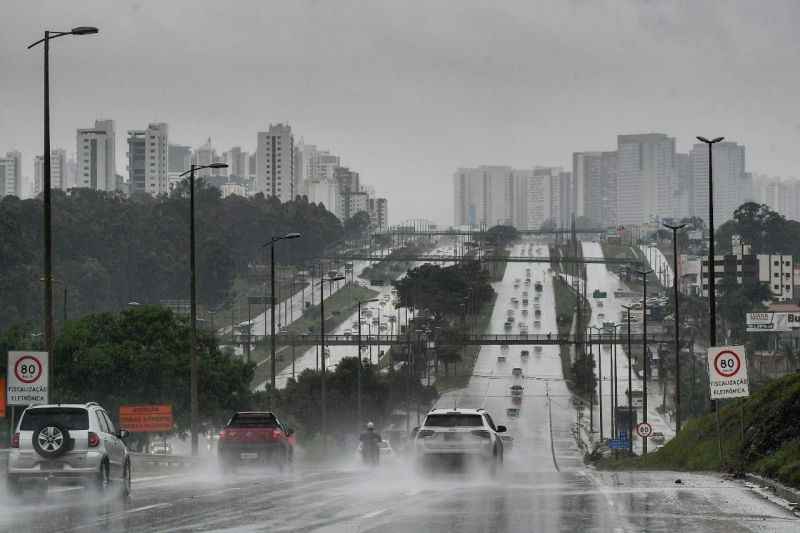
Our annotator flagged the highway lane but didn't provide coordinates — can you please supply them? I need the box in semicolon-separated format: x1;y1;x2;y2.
2;240;797;532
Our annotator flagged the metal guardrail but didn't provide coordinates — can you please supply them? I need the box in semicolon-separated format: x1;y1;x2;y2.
316;254;640;265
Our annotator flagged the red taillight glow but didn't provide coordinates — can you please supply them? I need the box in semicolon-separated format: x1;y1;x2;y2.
219;430;227;440
11;432;19;448
271;429;282;440
88;432;100;447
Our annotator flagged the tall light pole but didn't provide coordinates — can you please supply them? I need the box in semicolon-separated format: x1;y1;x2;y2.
28;26;99;394
180;162;228;456
696;136;724;348
356;298;379;430
263;233;302;390
621;305;634;454
634;268;654;456
664;222;686;433
609;323;623;440
320;274;345;459
590;325;604;441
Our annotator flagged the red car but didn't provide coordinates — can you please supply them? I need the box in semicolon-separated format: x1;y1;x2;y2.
218;412;295;471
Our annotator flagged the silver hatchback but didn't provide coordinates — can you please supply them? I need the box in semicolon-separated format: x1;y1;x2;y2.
7;402;131;498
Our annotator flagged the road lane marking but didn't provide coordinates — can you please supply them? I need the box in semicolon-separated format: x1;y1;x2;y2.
361;508;387;520
125;502;173;514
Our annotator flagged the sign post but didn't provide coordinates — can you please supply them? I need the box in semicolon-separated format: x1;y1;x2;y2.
707;345;749;465
7;351;49;406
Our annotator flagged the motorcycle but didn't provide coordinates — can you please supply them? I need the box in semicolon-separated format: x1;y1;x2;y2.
361;441;380;466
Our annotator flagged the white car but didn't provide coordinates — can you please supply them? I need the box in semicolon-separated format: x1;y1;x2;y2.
512;367;523;377
7;402;131;498
414;408;506;473
533;320;541;329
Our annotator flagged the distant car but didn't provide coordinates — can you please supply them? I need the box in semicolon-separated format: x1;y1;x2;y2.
597;301;604;308
597;313;605;320
522;309;529;317
510;385;524;396
148;441;172;455
520;350;530;359
522;299;529;307
506;408;520;418
357;439;395;461
511;298;519;305
534;309;541;318
534;282;543;292
501;343;509;352
650;432;666;445
507;309;515;316
512;368;523;377
507;316;515;324
521;291;529;298
497;355;506;363
344;329;352;336
504;321;513;331
533;320;541;329
534;346;543;354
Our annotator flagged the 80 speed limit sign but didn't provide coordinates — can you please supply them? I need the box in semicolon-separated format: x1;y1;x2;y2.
636;422;653;438
707;346;749;400
7;351;49;405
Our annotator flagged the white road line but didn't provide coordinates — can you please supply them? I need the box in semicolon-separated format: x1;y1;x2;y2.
361;508;387;520
125;502;173;514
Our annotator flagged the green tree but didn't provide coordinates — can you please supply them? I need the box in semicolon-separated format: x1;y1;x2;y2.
54;306;254;432
483;224;520;247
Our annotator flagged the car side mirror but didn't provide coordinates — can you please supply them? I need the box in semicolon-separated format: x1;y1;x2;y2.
117;429;130;439
496;425;507;433
286;428;295;436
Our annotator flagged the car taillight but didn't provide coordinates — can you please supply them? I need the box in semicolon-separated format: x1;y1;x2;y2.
219;430;227;440
418;429;435;438
11;432;19;448
271;429;282;440
471;430;491;439
88;432;100;447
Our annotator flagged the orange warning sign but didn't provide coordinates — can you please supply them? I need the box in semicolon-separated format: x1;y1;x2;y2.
119;404;173;432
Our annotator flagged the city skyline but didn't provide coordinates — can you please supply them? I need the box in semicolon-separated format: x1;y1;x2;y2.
4;1;800;225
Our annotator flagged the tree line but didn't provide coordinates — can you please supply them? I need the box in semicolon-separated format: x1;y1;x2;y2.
0;184;344;333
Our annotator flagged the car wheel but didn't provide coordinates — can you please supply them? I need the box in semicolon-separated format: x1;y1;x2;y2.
119;460;131;500
32;423;73;459
95;461;110;493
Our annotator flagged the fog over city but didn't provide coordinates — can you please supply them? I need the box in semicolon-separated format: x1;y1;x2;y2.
3;0;800;224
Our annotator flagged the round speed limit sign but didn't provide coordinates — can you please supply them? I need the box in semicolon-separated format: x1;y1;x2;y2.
713;350;741;378
15;355;43;384
636;422;653;438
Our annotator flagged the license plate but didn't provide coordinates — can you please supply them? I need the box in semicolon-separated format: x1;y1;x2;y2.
444;433;461;441
240;453;258;460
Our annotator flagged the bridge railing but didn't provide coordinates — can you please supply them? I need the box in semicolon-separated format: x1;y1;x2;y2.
227;333;669;346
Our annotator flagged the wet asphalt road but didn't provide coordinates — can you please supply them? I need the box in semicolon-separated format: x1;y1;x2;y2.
2;241;797;532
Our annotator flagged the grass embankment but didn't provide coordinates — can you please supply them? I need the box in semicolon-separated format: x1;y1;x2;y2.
597;373;800;490
434;292;499;393
249;285;379;387
552;276;591;389
600;242;661;293
215;271;307;333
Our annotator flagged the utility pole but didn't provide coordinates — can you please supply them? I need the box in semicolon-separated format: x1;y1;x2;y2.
664;223;686;432
635;269;653;456
622;305;633;454
320;274;344;459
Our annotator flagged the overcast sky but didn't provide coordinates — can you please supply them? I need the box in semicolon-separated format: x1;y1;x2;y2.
2;0;800;225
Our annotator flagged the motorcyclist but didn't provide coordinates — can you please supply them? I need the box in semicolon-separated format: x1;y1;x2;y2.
359;422;382;465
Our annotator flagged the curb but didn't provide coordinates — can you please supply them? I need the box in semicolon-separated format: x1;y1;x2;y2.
744;473;800;509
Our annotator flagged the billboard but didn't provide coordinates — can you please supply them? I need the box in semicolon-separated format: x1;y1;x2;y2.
119;404;173;433
746;312;800;332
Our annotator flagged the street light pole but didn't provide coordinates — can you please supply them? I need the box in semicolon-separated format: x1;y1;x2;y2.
664;223;686;433
320;274;345;459
356;298;378;430
263;233;302;391
635;269;654;456
180;162;228;456
622;305;633;454
28;25;99;395
591;326;604;441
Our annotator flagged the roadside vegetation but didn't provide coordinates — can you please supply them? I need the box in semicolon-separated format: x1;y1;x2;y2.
552;275;593;398
360;242;433;282
597;373;800;490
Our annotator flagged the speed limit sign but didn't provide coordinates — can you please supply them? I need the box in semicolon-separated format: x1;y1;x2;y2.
7;351;49;406
707;346;749;400
636;422;653;438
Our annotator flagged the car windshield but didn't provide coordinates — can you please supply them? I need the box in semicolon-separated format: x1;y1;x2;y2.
20;408;89;431
228;413;278;428
424;414;483;427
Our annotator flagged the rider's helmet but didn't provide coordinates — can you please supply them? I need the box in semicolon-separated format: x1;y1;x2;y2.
366;422;375;430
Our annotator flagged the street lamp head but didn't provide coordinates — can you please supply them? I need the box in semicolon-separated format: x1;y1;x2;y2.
711;136;724;143
283;232;302;240
71;26;99;35
696;136;709;143
208;162;228;169
697;135;725;144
